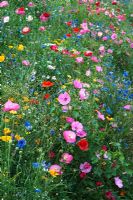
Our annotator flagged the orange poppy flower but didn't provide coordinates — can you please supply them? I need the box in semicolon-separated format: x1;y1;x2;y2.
41;81;54;88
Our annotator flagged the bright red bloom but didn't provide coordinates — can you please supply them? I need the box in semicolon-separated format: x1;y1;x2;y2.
22;27;30;34
77;138;89;151
112;1;117;5
66;33;72;37
43;93;50;99
84;51;93;57
42;81;54;88
73;27;80;33
42;12;50;18
66;21;72;26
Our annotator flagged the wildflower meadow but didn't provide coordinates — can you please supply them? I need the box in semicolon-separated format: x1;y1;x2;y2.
0;0;133;199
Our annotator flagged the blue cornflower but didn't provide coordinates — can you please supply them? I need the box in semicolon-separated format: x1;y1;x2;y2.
106;107;113;115
32;162;40;168
123;71;128;77
24;121;32;131
42;161;51;170
17;139;26;148
35;189;41;193
50;129;55;135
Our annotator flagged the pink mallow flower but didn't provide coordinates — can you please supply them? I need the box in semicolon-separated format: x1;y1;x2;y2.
22;60;30;66
3;100;20;112
96;66;103;72
80;162;92;173
71;121;83;132
0;1;9;7
75;57;84;63
96;110;105;120
60;153;73;164
58;92;71;105
91;56;99;63
73;80;83;89
63;130;76;143
123;104;131;110
28;2;35;7
79;88;89;100
114;177;123;188
49;164;63;175
111;33;117;40
39;26;46;31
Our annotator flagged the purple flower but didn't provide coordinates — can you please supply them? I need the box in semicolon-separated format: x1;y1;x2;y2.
71;121;83;132
114;177;123;188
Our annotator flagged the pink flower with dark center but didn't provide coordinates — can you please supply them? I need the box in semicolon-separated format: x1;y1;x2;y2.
22;60;30;66
114;177;123;188
60;153;73;164
71;121;83;132
80;162;92;173
111;33;117;40
58;92;71;105
3;100;20;112
63;130;76;143
73;80;83;89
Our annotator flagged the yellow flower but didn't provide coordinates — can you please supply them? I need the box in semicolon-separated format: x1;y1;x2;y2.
22;96;29;102
47;102;51;105
93;79;97;82
61;85;66;89
17;44;24;51
34;92;38;96
95;98;99;102
49;170;59;177
9;110;17;114
3;128;11;135
17;114;23;119
23;106;29;110
0;136;12;142
8;97;15;102
106;116;113;121
15;134;22;140
3;118;10;123
0;54;5;62
8;45;14;49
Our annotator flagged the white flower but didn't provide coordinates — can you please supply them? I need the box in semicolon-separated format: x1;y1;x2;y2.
47;65;56;70
3;16;10;23
26;15;33;21
52;76;56;80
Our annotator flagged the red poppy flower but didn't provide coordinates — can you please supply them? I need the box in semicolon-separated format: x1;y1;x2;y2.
77;138;89;151
73;27;80;33
84;51;93;57
102;145;107;151
43;93;50;99
112;1;117;5
19;7;25;12
66;33;72;37
66;21;72;26
42;81;54;88
62;49;70;55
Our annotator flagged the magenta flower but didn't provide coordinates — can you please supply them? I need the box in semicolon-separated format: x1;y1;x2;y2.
114;177;123;188
3;100;20;112
91;56;99;63
130;43;133;48
75;57;84;63
28;2;35;7
123;104;131;110
63;130;76;143
111;33;117;40
73;80;83;89
60;153;73;164
0;1;9;7
39;26;46;31
71;121;83;132
96;110;105;120
96;66;103;72
15;8;25;15
76;130;87;138
22;60;30;66
49;164;63;175
107;49;113;54
66;117;75;123
58;92;71;105
79;88;89;100
80;162;92;173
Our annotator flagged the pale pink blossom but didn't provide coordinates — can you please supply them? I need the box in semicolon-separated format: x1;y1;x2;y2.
96;66;103;72
63;130;76;143
96;110;105;120
91;56;99;63
123;105;131;110
86;69;91;76
79;88;89;100
3;100;20;112
66;117;75;123
49;164;63;175
130;43;133;48
114;177;123;188
111;33;117;40
22;60;30;66
39;26;46;31
107;49;113;54
76;57;84;63
28;2;35;7
0;1;9;7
